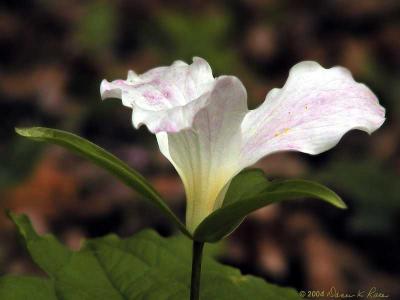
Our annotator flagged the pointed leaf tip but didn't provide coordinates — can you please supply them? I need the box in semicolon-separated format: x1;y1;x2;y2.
15;127;48;141
15;127;28;136
194;174;347;242
14;126;191;238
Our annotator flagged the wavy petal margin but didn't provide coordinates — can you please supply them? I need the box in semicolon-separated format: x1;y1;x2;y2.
100;59;385;232
240;61;385;167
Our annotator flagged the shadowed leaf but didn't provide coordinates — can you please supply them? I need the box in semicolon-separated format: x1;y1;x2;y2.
2;212;301;300
194;169;346;242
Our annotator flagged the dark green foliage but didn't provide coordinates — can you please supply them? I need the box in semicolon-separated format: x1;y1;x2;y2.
0;213;301;300
195;169;346;242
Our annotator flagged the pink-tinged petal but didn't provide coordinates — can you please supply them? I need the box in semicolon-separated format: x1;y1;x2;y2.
100;58;386;232
156;76;248;232
100;57;215;133
100;79;122;100
240;61;386;167
130;93;209;133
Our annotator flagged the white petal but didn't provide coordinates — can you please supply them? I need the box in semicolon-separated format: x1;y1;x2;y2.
100;57;215;133
101;59;386;233
127;70;140;83
100;79;121;100
156;76;248;232
240;61;386;167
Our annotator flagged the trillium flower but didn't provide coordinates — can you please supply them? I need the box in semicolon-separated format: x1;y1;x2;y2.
100;57;385;232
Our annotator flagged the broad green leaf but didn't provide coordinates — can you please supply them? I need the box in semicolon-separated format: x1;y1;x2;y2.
15;127;190;237
3;212;301;300
0;276;56;300
195;171;346;242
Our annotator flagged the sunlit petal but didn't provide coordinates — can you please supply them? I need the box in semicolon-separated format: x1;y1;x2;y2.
240;61;385;167
100;57;214;133
101;58;385;232
157;76;248;232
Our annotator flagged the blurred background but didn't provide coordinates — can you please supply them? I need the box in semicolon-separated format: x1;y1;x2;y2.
1;0;399;298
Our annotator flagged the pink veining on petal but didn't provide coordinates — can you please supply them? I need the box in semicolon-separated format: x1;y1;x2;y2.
162;89;172;99
101;58;386;231
100;57;216;133
240;61;385;167
154;122;179;133
142;90;164;104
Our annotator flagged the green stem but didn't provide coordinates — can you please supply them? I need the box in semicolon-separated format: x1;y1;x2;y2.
190;240;204;300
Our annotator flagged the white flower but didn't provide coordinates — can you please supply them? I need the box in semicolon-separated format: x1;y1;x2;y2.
100;57;385;232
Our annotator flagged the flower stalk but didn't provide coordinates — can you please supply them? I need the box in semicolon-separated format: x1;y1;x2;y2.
190;241;204;300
